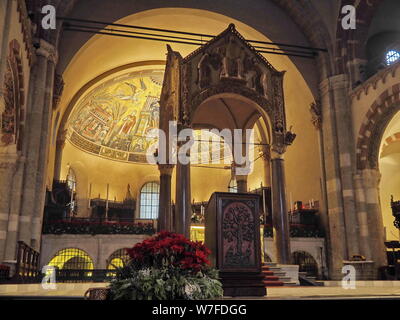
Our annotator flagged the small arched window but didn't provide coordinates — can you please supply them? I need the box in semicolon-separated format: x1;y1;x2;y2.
139;181;160;219
386;50;400;66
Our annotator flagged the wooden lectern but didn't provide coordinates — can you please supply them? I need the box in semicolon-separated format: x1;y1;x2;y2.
205;192;266;296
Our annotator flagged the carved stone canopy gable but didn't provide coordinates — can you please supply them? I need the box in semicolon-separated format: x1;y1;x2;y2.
181;24;284;125
160;24;288;154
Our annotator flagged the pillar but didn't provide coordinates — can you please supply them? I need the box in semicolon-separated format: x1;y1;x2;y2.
309;101;331;278
353;173;372;260
236;174;248;193
259;144;271;187
270;152;291;264
361;169;387;272
18;39;57;250
174;136;192;238
319;74;361;279
158;164;174;232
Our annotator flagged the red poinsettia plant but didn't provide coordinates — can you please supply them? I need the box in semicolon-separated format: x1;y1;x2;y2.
126;231;211;274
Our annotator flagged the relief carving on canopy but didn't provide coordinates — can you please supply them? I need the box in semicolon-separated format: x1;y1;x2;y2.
1;40;25;151
178;24;287;149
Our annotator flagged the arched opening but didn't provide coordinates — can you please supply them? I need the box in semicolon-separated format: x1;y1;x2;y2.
379;111;400;241
291;251;318;278
106;248;131;269
48;248;94;270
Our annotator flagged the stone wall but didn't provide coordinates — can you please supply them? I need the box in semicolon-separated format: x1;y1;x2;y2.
40;234;149;269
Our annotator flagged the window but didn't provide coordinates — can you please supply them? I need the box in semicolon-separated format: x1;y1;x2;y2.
386;50;400;66
48;248;94;270
139;182;160;219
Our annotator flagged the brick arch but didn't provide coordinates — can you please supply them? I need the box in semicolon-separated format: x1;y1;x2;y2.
356;83;400;170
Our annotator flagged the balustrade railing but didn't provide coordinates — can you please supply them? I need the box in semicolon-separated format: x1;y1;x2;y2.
42;217;156;235
14;241;41;283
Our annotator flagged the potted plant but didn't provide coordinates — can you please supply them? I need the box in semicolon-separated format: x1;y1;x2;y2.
107;231;223;300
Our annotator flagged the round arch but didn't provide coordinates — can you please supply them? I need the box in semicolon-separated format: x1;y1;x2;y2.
106;248;131;269
292;250;319;278
47;248;94;270
356;82;400;170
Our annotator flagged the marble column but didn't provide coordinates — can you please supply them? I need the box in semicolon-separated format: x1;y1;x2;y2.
236;174;248;193
18;39;57;250
175;158;191;238
270;152;291;264
158;164;174;232
259;144;271;187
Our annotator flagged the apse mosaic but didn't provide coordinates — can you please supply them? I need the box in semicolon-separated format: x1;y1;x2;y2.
67;69;237;164
67;69;164;163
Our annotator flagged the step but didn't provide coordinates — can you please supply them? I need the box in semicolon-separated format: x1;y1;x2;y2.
263;281;284;287
264;276;280;281
261;271;274;276
278;277;292;282
267;267;282;272
263;262;278;267
283;282;298;286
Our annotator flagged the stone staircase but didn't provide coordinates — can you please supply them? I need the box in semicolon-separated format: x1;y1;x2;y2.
262;262;298;287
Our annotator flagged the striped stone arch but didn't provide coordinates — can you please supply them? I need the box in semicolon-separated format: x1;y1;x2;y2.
356;83;400;170
383;132;400;147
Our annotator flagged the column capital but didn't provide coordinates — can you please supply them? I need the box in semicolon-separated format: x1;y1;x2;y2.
158;163;175;176
258;144;271;162
35;39;58;64
319;74;349;95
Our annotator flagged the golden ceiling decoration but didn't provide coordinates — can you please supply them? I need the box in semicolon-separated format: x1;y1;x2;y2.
67;69;163;163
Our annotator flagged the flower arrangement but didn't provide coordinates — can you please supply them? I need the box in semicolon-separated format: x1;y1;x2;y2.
108;231;223;300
